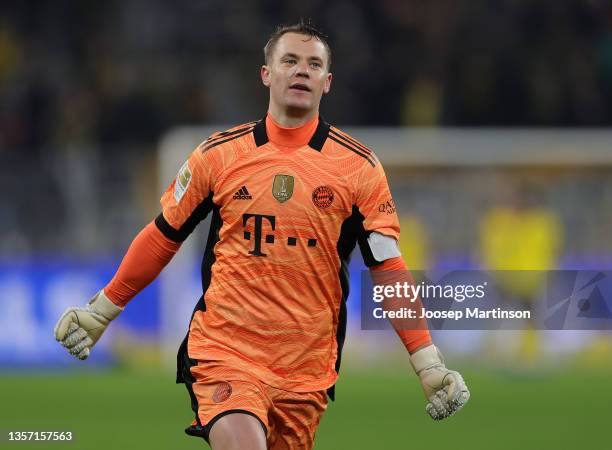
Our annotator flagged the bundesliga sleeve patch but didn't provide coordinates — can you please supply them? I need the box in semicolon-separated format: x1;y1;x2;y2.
173;160;192;203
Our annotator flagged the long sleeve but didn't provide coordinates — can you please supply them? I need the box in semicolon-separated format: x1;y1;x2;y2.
370;256;432;353
103;220;181;307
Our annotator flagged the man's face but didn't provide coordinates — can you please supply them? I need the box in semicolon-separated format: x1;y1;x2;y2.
261;32;332;114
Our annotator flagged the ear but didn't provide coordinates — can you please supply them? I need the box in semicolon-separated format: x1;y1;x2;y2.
261;65;271;88
323;72;332;95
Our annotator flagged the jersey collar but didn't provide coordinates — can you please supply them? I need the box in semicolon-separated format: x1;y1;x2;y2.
253;113;330;152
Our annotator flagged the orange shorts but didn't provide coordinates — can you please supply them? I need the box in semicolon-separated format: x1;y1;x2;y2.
183;361;328;450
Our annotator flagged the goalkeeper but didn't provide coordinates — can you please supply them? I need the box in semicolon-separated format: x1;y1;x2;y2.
55;20;469;450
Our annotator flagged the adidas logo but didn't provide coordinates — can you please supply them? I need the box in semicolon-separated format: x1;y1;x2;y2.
232;186;252;200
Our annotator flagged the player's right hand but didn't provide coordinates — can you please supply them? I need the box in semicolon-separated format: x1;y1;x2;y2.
54;290;123;360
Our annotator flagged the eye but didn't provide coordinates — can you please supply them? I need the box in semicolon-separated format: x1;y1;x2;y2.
284;58;297;65
310;62;322;69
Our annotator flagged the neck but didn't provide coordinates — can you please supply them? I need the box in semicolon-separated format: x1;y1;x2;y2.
268;102;318;128
265;111;318;149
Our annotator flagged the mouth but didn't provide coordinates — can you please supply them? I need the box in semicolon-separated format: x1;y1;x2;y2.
289;83;311;92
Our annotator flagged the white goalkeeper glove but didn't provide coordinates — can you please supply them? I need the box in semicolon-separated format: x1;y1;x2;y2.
53;290;123;360
410;345;470;420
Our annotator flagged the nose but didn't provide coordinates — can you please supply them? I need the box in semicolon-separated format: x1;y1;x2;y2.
295;61;310;78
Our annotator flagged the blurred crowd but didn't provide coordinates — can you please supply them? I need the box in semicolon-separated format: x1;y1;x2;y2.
2;0;612;259
394;168;612;269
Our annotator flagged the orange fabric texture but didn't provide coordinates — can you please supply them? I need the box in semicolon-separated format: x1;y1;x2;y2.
266;113;318;150
161;116;400;392
104;221;181;307
370;257;432;353
190;362;327;450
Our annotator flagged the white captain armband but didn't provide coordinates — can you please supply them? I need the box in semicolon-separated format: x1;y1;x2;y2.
367;232;401;262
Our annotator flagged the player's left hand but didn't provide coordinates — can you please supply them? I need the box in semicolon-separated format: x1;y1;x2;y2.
409;345;470;420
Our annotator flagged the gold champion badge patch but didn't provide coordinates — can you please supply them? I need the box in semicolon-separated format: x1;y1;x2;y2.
272;174;294;203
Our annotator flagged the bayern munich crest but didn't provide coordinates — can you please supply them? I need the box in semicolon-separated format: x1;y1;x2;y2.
312;186;334;208
212;382;232;403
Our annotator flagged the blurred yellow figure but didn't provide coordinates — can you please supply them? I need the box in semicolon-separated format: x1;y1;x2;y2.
480;204;562;296
479;185;563;365
401;78;442;126
399;214;430;270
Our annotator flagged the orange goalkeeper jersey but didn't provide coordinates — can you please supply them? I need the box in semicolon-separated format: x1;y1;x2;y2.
158;114;400;396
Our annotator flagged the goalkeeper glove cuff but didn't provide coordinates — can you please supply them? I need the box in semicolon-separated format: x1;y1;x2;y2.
86;290;123;321
409;344;445;374
54;290;123;360
409;345;470;421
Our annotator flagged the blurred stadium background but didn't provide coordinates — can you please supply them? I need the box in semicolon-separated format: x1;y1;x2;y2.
2;1;612;448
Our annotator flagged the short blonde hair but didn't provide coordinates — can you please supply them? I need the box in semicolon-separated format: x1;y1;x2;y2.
264;19;332;70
